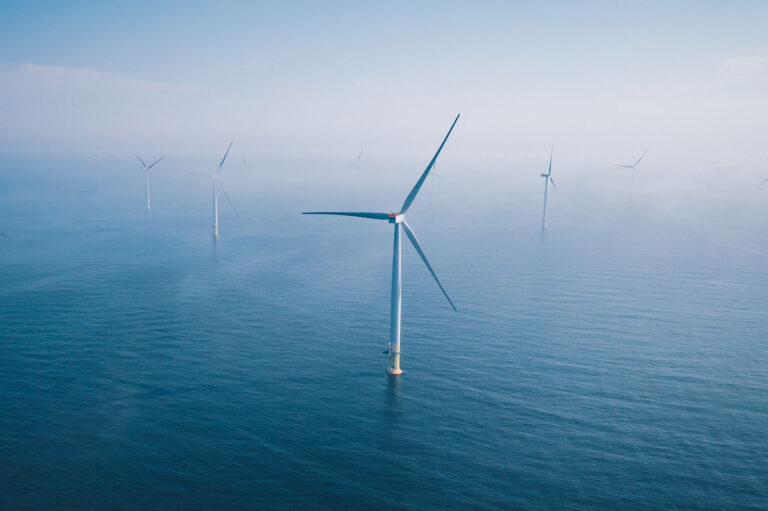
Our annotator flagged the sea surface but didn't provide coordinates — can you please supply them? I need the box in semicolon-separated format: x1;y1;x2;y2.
1;157;767;509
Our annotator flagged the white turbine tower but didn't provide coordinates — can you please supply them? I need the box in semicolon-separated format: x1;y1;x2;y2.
190;141;237;237
303;114;460;375
540;145;557;230
134;154;164;211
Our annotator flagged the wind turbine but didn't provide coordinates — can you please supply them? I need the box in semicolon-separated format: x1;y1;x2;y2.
540;145;557;230
190;141;237;237
303;114;460;375
430;172;446;205
614;150;647;193
134;154;164;211
87;155;102;190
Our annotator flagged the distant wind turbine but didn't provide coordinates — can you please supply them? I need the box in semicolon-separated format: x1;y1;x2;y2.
540;145;557;230
355;147;363;171
614;150;648;193
430;169;446;205
190;141;237;237
87;155;103;189
134;154;164;211
303;114;460;375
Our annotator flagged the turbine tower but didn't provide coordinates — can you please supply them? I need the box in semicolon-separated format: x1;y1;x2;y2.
540;145;557;230
134;154;164;211
190;141;237;237
303;114;460;375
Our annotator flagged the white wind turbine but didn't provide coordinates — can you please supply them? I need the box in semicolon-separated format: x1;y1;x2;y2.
134;154;164;211
539;145;557;230
429;160;447;205
614;150;647;194
303;114;460;375
87;155;102;190
190;141;237;237
355;147;364;171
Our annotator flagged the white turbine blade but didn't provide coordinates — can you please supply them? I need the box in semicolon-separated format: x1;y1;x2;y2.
401;220;456;311
218;140;234;172
302;211;389;220
634;149;648;168
217;181;238;215
148;155;164;169
548;143;553;175
134;154;147;169
549;177;557;191
614;165;635;169
400;113;460;214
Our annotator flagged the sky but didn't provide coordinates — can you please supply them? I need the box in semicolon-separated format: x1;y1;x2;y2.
0;0;766;175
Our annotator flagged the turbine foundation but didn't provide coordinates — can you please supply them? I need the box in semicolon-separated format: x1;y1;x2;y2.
388;343;402;375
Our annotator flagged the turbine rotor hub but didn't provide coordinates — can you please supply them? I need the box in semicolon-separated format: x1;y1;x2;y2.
388;213;404;224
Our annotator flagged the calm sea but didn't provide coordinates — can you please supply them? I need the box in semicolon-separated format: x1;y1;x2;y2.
1;156;767;509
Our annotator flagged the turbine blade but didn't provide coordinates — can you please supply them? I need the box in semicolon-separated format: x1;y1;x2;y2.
218;140;234;172
614;165;635;168
400;113;460;214
549;177;557;191
634;149;648;168
756;177;768;190
302;211;389;220
401;220;456;311
548;143;553;175
148;155;164;169
134;154;147;169
217;181;238;215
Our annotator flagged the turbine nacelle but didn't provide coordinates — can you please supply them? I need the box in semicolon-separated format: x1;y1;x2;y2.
388;213;404;224
540;173;549;178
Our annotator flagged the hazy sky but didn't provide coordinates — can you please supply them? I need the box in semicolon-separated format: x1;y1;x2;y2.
0;1;766;168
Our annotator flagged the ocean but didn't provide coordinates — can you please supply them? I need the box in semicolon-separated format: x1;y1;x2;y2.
1;154;766;509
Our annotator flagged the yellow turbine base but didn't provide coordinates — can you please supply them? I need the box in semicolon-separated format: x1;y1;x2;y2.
388;368;403;375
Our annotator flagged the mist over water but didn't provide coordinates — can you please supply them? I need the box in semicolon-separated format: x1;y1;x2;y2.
1;154;767;509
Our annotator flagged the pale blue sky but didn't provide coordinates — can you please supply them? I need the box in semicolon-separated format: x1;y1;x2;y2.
0;1;766;166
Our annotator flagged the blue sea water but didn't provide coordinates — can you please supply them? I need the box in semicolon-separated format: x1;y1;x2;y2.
1;157;767;509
